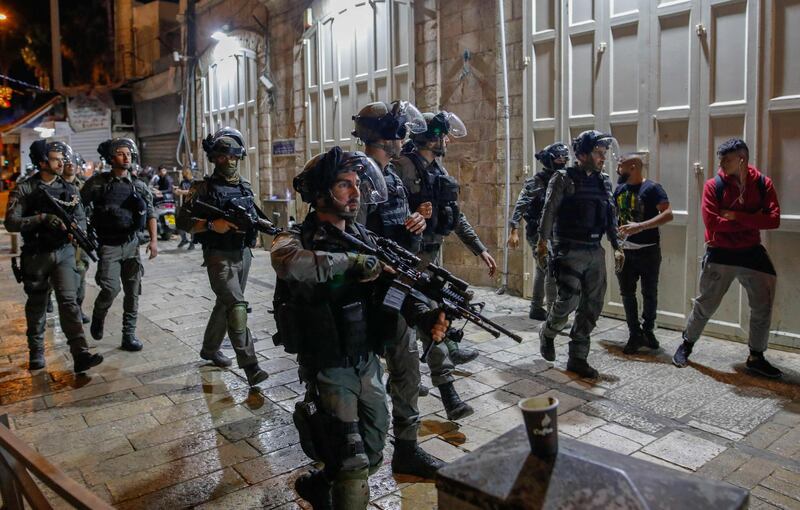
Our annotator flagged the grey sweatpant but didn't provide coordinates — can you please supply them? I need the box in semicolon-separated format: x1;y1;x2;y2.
541;244;607;360
684;261;776;352
527;235;557;310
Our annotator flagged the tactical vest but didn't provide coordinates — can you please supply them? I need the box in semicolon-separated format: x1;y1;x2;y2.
272;215;387;370
92;178;147;245
366;165;417;251
553;167;610;243
194;177;258;250
522;170;553;239
403;152;460;236
20;180;75;253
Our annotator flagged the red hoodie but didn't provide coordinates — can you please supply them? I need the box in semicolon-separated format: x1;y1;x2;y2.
702;165;780;249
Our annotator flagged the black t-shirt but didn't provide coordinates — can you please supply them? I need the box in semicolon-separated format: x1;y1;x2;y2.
614;180;669;245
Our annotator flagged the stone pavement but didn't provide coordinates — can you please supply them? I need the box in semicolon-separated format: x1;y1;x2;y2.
0;233;799;509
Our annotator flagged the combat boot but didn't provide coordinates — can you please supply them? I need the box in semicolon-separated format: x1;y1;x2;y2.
529;305;548;321
642;330;660;350
391;438;444;479
244;364;269;387
121;335;143;352
539;328;555;361
438;382;474;421
566;357;598;379
90;314;104;340
201;350;233;368
449;347;479;365
331;470;370;510
294;469;332;509
29;347;45;370
73;352;103;374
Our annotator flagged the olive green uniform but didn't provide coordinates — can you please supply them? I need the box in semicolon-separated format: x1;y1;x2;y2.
4;174;92;359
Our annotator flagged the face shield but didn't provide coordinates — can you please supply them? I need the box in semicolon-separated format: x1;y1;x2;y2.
340;153;388;205
594;136;621;173
393;101;427;137
441;111;467;138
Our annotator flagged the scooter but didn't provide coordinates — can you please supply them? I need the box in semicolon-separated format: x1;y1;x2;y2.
153;189;177;241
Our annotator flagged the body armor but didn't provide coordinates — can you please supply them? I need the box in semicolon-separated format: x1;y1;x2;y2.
402;151;460;236
272;214;387;370
20;180;77;253
91;178;147;245
553;167;611;243
365;166;415;249
194;176;259;250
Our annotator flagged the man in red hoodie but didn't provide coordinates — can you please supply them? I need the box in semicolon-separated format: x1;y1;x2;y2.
673;138;782;378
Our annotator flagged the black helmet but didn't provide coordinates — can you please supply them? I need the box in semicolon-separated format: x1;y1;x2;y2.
572;130;612;157
98;138;140;164
29;139;48;167
535;142;569;170
45;141;72;160
352;101;426;142
410;111;467;157
202;127;246;161
294;146;387;205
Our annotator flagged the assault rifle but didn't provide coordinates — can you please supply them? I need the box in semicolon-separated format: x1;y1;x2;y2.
321;223;522;361
38;188;98;262
193;200;281;235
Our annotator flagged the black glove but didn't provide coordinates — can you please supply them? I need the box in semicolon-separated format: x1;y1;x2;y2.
41;213;65;231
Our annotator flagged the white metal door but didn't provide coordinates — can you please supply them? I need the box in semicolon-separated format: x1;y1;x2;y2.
303;0;415;159
524;0;800;348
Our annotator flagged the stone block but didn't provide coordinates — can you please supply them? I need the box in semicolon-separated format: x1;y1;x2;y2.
558;410;606;438
641;431;726;471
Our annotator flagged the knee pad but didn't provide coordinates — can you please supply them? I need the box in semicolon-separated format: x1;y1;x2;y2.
226;302;248;334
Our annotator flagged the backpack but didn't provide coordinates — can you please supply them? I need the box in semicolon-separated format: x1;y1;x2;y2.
714;173;766;208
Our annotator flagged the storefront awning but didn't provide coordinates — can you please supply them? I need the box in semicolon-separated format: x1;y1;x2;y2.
0;94;63;134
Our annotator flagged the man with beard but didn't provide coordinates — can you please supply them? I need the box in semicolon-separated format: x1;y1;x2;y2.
536;130;624;378
81;138;157;352
352;100;448;477
176;127;269;388
271;146;448;508
5;140;104;373
614;153;673;354
508;142;569;320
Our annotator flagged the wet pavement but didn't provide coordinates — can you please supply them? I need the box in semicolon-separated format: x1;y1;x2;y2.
1;232;799;509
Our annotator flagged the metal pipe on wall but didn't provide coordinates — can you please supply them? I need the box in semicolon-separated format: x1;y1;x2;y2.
497;0;511;293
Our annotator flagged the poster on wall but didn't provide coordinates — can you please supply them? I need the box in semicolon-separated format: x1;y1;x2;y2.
67;93;112;132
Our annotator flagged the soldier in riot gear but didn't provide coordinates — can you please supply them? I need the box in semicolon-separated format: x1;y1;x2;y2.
508;142;568;320
394;110;491;409
536;130;625;379
271;146;448;509
176;127;270;388
81;138;157;352
62;151;91;324
353;100;450;477
5;141;104;373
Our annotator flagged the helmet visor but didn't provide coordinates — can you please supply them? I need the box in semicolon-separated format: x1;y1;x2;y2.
444;112;467;138
594;136;621;173
341;154;387;205
396;101;427;135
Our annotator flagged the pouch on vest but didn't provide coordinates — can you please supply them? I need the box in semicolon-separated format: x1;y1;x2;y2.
272;301;302;354
340;300;369;357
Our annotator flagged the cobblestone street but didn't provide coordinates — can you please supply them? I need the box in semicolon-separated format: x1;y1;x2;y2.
1;234;799;509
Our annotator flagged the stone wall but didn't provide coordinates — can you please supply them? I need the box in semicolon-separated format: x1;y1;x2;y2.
188;0;528;294
413;0;525;292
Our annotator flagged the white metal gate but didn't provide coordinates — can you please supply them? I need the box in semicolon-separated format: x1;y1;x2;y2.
199;44;260;199
524;0;800;349
303;0;415;158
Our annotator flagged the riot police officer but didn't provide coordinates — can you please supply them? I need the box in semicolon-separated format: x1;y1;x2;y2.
394;111;491;401
81;138;157;352
271;146;448;509
507;143;568;320
536;130;625;378
353;100;450;476
4;141;103;373
175;127;269;388
63;151;91;324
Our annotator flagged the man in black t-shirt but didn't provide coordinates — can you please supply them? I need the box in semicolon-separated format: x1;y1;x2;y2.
614;154;673;354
